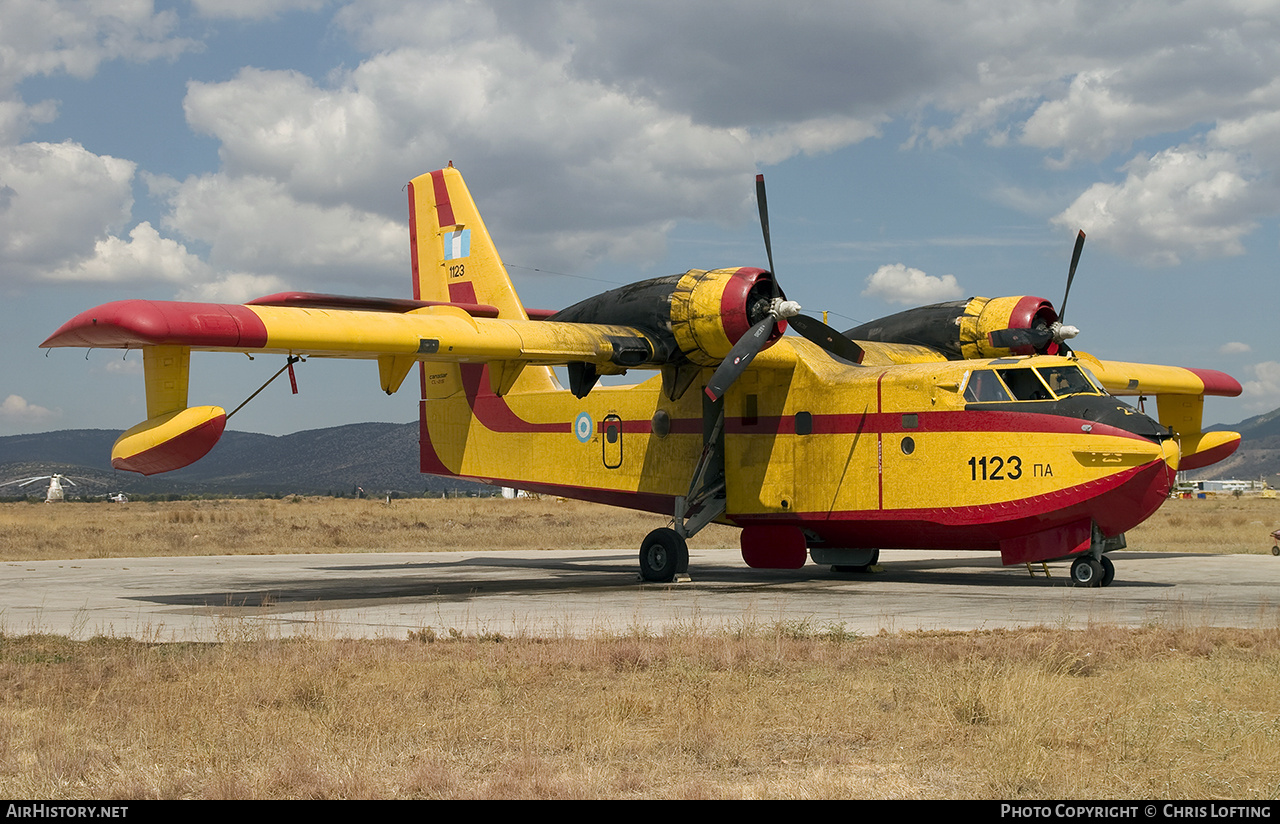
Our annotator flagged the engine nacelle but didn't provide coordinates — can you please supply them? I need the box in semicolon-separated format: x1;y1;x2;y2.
669;268;784;364
844;295;1060;361
548;267;785;367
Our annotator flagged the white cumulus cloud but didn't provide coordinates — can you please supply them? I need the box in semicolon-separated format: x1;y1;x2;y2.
177;272;289;304
1243;361;1280;412
0;394;57;426
862;263;963;305
47;222;208;283
1053;148;1263;265
0;141;135;270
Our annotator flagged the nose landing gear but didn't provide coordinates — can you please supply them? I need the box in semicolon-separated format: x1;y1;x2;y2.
1070;553;1116;587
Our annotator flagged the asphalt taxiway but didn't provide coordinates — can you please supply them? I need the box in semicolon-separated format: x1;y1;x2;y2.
1;548;1276;640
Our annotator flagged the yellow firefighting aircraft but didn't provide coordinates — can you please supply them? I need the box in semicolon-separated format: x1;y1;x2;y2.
42;166;1243;587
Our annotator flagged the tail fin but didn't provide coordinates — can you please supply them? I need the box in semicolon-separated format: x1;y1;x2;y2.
408;166;558;397
408;165;527;319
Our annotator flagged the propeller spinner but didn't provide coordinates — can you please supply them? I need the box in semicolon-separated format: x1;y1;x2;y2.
704;175;865;401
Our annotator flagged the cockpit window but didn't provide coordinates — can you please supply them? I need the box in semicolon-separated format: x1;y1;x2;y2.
965;364;1104;405
963;370;1012;402
1036;365;1100;398
996;368;1052;401
1080;367;1106;394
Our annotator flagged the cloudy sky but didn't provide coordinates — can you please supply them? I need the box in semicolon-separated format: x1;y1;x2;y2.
3;0;1278;438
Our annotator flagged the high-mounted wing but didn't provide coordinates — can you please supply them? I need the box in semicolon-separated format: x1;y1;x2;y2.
41;298;666;474
41;166;840;476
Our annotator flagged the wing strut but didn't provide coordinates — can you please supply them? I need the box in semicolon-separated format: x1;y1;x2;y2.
227;356;303;419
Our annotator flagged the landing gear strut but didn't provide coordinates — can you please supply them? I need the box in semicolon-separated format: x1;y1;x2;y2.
639;394;726;583
1070;524;1122;587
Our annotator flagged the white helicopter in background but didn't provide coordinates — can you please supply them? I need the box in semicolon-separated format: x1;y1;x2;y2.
1;474;78;503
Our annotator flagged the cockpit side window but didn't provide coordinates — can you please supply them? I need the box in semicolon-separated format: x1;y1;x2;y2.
963;370;1013;402
1036;365;1101;397
996;368;1052;401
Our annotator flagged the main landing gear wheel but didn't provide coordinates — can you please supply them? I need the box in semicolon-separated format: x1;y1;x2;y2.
640;528;689;582
832;549;880;573
1098;555;1115;587
1071;556;1104;588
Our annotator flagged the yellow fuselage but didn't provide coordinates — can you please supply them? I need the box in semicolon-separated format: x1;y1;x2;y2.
420;343;1177;563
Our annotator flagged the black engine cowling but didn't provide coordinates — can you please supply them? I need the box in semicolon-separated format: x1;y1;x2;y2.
844;295;1060;360
549;267;786;366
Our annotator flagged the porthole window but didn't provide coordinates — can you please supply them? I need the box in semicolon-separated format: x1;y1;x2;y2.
901;436;915;455
651;409;671;437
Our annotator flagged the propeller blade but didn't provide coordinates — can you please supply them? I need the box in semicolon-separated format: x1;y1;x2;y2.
755;174;777;297
788;313;866;364
1059;230;1085;323
705;315;776;401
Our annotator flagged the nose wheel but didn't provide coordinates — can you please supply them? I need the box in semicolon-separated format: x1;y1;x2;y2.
1071;554;1115;587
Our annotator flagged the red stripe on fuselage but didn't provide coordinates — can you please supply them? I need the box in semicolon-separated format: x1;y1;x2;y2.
735;458;1174;555
424;398;1154;444
726;409;1152;441
459;364;568;433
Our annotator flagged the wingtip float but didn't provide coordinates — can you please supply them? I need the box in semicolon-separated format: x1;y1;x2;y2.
110;406;227;476
43;165;1246;588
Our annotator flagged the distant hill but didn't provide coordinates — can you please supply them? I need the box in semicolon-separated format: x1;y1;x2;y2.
0;423;485;497
1192;408;1280;482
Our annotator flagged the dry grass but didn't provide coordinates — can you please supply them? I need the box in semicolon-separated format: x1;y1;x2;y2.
1;498;1278;798
0;494;1275;563
0;625;1277;799
0;497;739;561
1125;496;1280;556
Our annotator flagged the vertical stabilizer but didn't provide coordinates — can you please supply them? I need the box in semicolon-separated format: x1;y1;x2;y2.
408;166;527;319
408;166;558;401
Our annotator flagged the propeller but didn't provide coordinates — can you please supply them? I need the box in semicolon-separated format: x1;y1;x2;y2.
987;230;1085;353
704;175;865;401
1059;229;1086;324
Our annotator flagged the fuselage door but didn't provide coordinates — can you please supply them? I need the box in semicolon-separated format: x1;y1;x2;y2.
602;413;623;469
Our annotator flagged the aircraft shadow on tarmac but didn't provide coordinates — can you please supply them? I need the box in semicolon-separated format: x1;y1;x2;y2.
126;551;1172;612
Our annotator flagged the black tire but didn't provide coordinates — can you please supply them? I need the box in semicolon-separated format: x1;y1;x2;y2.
1071;556;1103;588
1098;555;1115;587
639;528;688;582
1272;545;1279;557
